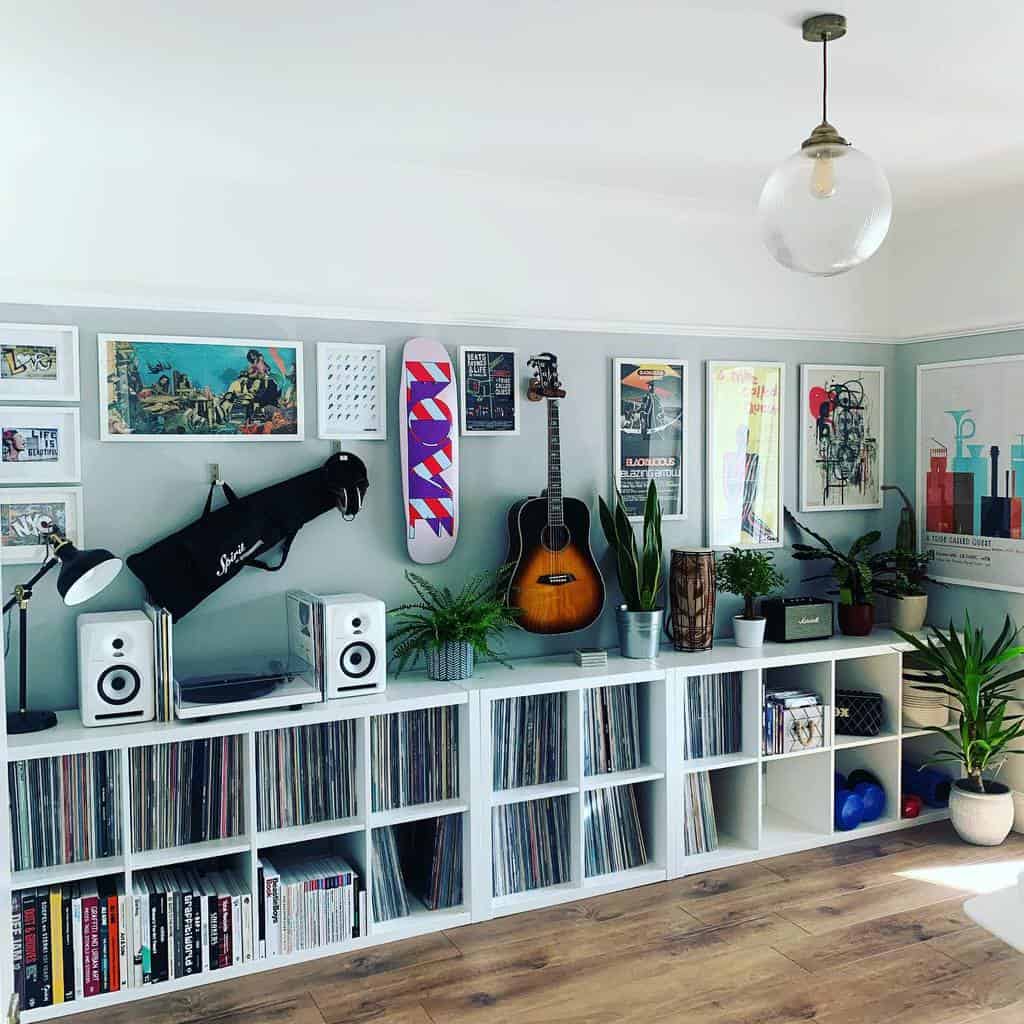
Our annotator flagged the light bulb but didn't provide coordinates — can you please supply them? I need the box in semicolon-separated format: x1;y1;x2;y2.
810;155;836;199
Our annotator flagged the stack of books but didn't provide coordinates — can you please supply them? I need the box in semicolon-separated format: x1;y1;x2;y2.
8;752;122;872
763;687;828;755
574;648;608;670
682;772;719;855
370;707;459;811
491;796;571;897
131;738;245;850
491;693;566;790
143;602;174;722
584;684;642;776
583;784;648;876
682;673;743;760
256;720;358;831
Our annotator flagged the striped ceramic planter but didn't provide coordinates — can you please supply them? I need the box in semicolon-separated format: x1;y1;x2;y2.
427;641;475;681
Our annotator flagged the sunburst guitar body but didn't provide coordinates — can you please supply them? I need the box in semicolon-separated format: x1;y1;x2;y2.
505;352;605;635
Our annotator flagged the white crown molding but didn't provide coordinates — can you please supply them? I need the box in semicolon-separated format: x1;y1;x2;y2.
891;318;1024;345
0;286;896;345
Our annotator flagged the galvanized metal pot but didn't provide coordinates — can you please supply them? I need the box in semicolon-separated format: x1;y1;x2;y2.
617;608;664;659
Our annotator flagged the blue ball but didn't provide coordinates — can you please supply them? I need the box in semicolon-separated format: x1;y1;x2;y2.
854;781;886;822
834;788;864;831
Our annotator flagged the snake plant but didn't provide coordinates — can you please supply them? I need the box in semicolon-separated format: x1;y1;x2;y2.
599;480;664;612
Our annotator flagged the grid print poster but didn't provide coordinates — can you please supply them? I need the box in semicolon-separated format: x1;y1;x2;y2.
317;343;387;439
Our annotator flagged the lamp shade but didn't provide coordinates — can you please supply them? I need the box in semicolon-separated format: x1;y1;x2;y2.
758;142;892;276
55;543;123;606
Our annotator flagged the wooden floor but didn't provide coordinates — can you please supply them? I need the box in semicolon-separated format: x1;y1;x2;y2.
63;821;1024;1024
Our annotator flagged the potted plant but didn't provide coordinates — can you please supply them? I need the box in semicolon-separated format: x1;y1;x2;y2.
599;480;664;659
895;614;1024;845
787;511;879;636
715;548;786;647
388;567;519;681
872;548;935;632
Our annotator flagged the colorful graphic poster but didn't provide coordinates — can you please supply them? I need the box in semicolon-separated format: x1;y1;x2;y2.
918;355;1024;592
707;361;784;548
613;358;686;519
99;335;304;440
0;487;83;564
459;347;519;434
2;426;59;463
800;365;884;511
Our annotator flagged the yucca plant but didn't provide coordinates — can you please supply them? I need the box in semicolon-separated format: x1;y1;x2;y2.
387;566;520;674
598;480;663;611
895;613;1024;792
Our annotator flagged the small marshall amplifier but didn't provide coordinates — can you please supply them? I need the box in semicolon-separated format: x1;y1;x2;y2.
762;598;834;642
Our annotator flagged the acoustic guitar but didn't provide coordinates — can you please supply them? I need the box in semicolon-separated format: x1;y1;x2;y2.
506;354;605;634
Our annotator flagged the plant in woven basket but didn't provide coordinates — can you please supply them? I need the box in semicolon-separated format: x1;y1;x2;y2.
715;547;786;620
387;566;520;674
598;480;663;612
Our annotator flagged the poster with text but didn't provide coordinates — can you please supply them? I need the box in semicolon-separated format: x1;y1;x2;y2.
918;355;1024;592
707;361;784;548
613;358;686;519
800;365;884;511
459;347;519;435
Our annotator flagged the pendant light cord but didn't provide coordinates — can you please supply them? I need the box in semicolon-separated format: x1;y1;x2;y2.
822;36;829;124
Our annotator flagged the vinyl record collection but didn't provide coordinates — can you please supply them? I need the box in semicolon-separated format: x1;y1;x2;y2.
583;784;648;877
371;826;410;922
370;707;459;811
130;738;244;851
256;720;358;831
144;602;174;722
681;673;742;760
491;796;572;897
259;851;363;955
762;686;827;755
682;772;719;856
583;683;642;776
8;752;122;872
491;693;566;790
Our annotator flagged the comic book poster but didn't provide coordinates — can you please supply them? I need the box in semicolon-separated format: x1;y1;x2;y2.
800;365;884;511
459;347;519;435
613;358;686;519
99;335;304;440
707;361;784;548
918;355;1024;592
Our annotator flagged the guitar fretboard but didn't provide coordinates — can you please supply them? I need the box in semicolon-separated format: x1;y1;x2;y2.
547;398;564;527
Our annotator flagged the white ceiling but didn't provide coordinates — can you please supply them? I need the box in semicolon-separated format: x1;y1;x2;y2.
6;0;1023;212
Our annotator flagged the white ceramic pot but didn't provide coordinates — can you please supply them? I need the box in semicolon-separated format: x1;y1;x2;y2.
890;594;928;633
949;780;1014;846
733;616;766;648
1012;790;1024;834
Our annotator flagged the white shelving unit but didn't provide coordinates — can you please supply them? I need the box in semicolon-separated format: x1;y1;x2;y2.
2;630;949;1022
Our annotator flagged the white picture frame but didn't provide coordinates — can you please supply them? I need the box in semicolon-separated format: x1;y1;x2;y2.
316;342;387;440
612;357;687;521
98;334;305;441
799;364;885;512
0;486;84;564
458;346;520;436
0;406;81;483
0;323;80;402
917;354;1024;593
706;360;785;549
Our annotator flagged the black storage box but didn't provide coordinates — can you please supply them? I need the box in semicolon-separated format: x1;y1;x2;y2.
835;689;884;737
762;598;833;642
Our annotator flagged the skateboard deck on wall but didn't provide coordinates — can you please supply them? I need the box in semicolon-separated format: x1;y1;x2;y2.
399;337;460;563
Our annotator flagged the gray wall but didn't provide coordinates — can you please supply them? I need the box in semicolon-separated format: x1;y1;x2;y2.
1;302;901;713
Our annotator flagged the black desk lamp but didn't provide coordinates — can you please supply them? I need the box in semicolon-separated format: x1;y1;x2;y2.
4;527;123;735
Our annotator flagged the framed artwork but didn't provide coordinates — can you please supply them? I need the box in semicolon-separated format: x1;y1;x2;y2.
799;364;884;511
706;360;784;548
917;355;1024;592
0;323;80;402
317;342;387;440
98;334;304;441
1;406;81;483
459;346;520;435
612;357;687;520
0;487;84;564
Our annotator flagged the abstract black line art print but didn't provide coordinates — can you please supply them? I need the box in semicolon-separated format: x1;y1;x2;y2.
800;365;884;512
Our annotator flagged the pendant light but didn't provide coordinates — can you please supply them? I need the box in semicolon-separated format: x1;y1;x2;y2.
759;14;892;277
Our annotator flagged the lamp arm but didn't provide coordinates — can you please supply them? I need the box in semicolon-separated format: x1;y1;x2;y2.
2;557;59;615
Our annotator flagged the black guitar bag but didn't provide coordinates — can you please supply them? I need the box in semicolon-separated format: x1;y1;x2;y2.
127;452;368;621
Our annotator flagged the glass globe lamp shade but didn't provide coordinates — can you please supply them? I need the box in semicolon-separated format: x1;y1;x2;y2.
759;142;892;276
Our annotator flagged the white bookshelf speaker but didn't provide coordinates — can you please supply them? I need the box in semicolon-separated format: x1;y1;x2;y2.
77;611;156;726
323;593;387;698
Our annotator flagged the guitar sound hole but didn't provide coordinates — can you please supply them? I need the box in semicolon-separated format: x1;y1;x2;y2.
541;524;571;552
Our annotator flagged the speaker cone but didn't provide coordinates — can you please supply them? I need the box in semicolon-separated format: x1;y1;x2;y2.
97;664;142;705
339;641;376;679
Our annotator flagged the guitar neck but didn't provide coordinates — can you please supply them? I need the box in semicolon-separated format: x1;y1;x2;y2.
547;398;564;526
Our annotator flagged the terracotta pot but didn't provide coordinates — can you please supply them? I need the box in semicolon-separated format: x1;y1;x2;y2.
838;603;874;637
949;779;1014;846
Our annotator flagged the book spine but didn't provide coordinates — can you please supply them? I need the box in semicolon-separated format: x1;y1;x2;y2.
97;896;109;994
182;892;195;976
218;897;231;969
22;890;40;1010
72;893;84;1002
38;887;53;1006
118;892;129;990
154;892;168;984
50;888;64;1005
231;893;242;967
241;892;254;962
83;897;100;999
267;876;281;957
107;892;120;992
11;891;24;1011
62;888;75;1003
207;895;219;971
257;864;266;960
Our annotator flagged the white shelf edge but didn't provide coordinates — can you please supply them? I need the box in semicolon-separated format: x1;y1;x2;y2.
580;766;665;791
368;798;468;828
130;836;251;871
834;732;901;750
680;752;759;773
256;817;365;848
12;855;126;890
761;745;831;763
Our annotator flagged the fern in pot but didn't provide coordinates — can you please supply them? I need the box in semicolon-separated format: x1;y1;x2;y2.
599;481;664;659
388;567;519;681
896;614;1024;846
715;548;786;648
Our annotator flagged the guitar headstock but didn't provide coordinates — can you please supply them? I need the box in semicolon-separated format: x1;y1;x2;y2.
527;352;566;401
